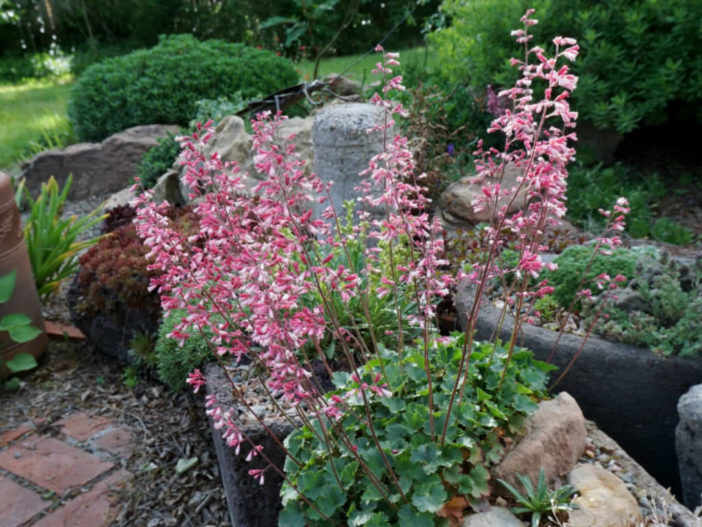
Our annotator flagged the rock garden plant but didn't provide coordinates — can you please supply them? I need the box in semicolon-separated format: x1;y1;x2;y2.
133;10;627;524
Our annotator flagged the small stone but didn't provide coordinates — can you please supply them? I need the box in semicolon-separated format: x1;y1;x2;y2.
175;457;198;474
567;463;643;527
462;506;524;527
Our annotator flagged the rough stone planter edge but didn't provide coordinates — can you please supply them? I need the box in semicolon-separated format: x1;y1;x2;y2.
455;282;702;497
205;361;701;527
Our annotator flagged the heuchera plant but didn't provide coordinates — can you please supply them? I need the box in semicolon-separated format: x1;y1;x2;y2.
133;9;619;525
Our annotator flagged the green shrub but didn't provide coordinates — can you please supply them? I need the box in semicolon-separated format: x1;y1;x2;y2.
651;217;694;246
431;0;702;133
156;309;213;391
566;162;692;244
545;245;637;309
68;34;298;142
135;131;182;190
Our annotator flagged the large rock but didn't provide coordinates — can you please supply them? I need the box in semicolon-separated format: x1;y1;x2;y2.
178;115;315;202
438;164;527;226
677;384;702;509
567;463;643;527
463;506;524;527
22;124;178;201
492;392;586;495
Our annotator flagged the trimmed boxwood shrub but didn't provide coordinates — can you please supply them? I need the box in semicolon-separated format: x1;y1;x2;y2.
431;0;702;133
68;34;298;141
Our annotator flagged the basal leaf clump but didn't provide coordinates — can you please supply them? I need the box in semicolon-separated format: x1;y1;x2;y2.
281;337;553;525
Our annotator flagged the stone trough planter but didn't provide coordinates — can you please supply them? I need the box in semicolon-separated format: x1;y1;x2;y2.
205;361;700;526
455;282;702;498
205;363;294;527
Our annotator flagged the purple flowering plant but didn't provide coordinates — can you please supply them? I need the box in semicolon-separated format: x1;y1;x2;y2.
133;9;629;525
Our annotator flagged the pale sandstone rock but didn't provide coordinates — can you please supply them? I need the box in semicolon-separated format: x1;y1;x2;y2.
178;114;315;202
567;463;643;527
462;506;525;526
438;164;527;225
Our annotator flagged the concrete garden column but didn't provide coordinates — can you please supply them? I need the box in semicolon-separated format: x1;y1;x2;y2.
312;103;390;224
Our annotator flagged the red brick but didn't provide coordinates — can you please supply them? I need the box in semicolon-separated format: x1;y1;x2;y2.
0;436;113;494
0;475;51;527
91;427;134;459
32;469;133;527
0;425;32;448
44;321;86;339
57;412;111;441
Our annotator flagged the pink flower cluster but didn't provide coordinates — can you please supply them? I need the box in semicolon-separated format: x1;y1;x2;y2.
466;10;580;292
133;47;453;476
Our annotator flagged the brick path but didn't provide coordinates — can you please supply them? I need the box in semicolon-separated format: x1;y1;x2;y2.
0;412;134;527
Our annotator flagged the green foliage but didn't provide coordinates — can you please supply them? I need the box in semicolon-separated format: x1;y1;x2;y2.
135;131;182;190
23;175;106;300
533;295;559;324
301;202;419;360
191;95;248;127
68;34;299;142
545;245;637;309
566;162;692;243
498;468;576;527
651;217;694;246
0;271;42;390
431;0;702;134
0;47;72;83
156;309;214;391
594;255;701;357
281;336;554;524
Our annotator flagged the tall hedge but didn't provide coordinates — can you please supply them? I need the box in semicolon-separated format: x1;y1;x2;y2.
68;34;299;141
431;0;702;134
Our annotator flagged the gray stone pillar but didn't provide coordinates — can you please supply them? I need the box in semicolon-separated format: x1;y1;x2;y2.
677;384;702;509
312;103;390;223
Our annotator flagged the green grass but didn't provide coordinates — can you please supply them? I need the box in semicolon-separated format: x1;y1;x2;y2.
0;48;435;172
0;76;74;170
295;46;436;83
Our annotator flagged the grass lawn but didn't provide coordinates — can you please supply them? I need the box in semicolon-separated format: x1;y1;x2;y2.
0;76;74;171
296;46;435;84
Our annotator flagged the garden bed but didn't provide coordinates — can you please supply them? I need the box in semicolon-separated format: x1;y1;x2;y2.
204;360;701;526
455;281;702;498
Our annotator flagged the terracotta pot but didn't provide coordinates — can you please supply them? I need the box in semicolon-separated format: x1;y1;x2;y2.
0;172;47;368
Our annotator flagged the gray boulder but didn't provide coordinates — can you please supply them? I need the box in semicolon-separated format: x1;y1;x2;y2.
312;103;387;223
677;384;702;509
22;124;178;201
